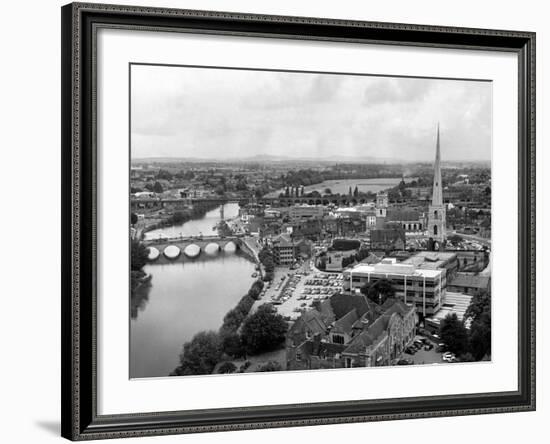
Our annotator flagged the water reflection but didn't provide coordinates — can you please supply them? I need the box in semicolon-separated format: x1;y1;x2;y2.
130;279;152;320
130;252;255;378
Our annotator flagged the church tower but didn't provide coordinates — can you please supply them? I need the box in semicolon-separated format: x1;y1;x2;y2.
427;124;446;248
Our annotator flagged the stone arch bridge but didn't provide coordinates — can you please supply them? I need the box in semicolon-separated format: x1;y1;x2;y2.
142;235;253;261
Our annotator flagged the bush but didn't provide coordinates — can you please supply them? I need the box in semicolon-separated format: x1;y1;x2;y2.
238;361;252;373
331;239;361;251
257;361;282;372
217;362;237;374
131;239;149;271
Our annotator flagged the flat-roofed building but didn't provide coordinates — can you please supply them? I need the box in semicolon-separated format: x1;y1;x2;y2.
402;251;459;281
342;258;446;317
425;291;474;332
288;204;327;223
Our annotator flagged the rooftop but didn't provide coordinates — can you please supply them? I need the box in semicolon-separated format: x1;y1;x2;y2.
344;261;443;279
448;273;491;289
426;291;473;323
402;251;458;270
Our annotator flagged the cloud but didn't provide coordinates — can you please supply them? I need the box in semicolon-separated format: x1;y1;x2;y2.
130;65;491;162
362;77;433;106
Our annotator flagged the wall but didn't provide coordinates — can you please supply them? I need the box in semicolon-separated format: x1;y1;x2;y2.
0;0;546;443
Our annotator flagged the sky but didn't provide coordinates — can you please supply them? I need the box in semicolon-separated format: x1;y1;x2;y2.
131;64;492;162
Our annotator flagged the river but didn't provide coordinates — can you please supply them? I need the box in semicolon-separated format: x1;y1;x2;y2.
130;203;255;378
144;202;241;240
264;177;404;198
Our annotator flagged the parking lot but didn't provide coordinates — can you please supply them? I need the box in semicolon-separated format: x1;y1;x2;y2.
252;265;343;321
398;336;445;365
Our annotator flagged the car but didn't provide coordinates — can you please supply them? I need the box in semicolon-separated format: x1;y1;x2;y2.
397;359;414;365
424;343;434;351
442;352;456;362
404;347;416;355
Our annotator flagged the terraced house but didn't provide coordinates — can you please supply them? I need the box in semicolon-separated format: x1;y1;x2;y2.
286;293;416;370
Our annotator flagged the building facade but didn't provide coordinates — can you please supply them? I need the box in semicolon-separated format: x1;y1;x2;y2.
286;293;416;370
288;204;327;223
342;257;447;317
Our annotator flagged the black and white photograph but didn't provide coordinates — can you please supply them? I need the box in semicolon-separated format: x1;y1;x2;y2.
129;65;492;379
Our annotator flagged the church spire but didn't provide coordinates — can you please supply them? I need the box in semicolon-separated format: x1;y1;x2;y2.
431;123;443;207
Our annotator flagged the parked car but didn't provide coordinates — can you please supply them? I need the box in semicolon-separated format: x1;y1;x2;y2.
397;359;414;365
442;352;456;362
424;343;434;351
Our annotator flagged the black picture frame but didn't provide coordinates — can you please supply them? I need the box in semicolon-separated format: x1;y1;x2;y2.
61;2;536;440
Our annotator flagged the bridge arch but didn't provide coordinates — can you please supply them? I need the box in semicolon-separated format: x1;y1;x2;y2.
184;244;201;258
224;241;237;253
147;246;160;261
163;245;181;259
204;242;221;255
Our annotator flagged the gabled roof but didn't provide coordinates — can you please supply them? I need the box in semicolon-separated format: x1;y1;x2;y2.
296;338;347;358
301;310;328;335
272;233;294;247
386;209;421;222
331;309;359;335
329;293;374;320
342;299;413;355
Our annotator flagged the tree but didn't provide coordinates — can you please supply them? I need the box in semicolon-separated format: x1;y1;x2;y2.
130;212;138;225
240;305;288;355
130;239;149;271
464;289;491;322
247;280;264;300
348;186;352;196
220;332;245;358
220;308;246;334
324;188;332;195
439;313;469;355
152;181;164;193
284;186;290;197
172;331;222;376
353;186;359;197
469;314;491;360
217;362;237;374
156;169;173;180
448;234;463;245
360;278;395;305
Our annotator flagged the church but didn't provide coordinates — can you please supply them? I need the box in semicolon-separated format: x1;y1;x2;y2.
427;124;447;250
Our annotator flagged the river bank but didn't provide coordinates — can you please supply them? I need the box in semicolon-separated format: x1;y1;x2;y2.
130;202;258;378
139;200;221;239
